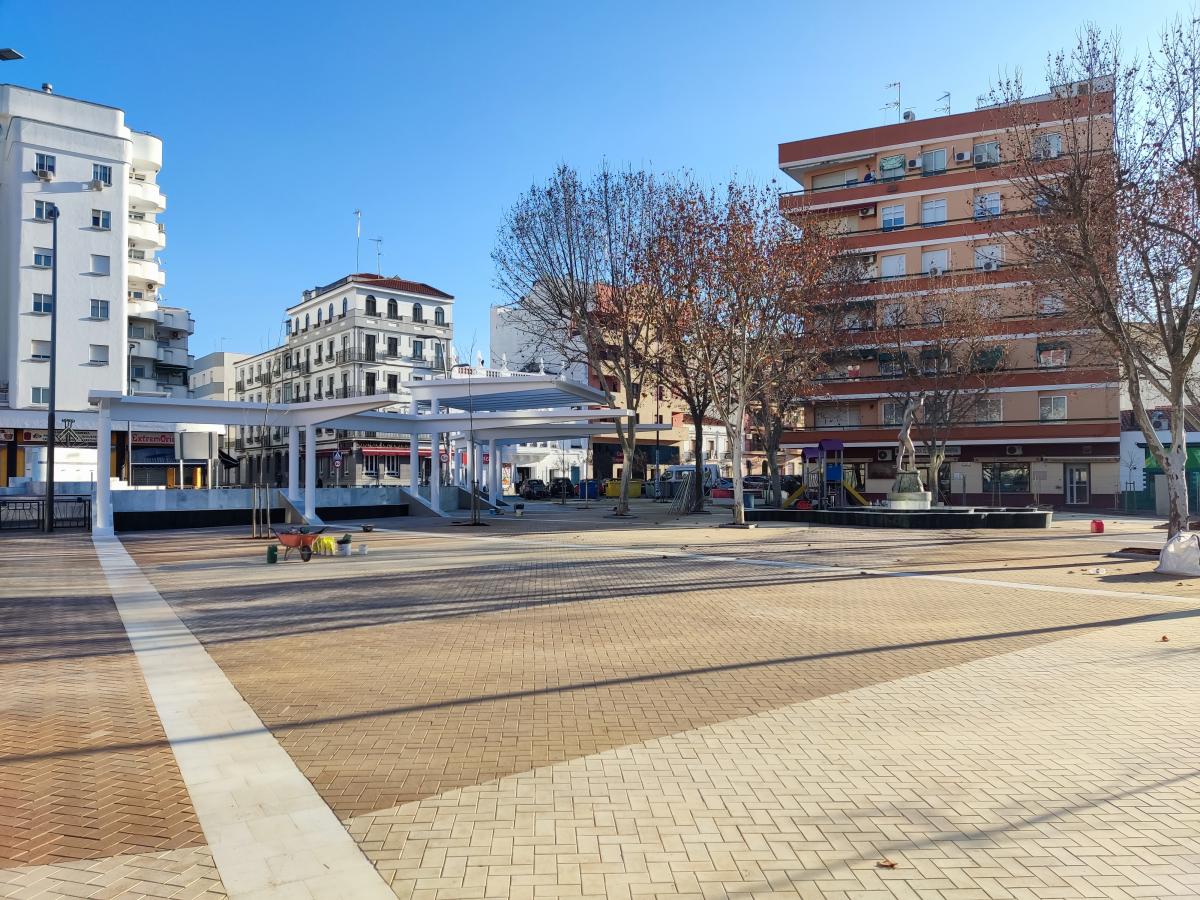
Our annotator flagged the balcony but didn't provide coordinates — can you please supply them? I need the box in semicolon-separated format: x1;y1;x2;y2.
127;256;166;288
127;337;157;359
131;132;163;172
154;383;191;399
784;415;1121;447
127;217;166;250
156;348;193;369
336;349;376;364
127;177;166;212
155;308;195;334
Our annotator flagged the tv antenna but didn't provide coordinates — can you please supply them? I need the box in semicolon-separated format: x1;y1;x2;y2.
354;209;362;271
936;92;951;115
370;237;383;275
882;81;901;122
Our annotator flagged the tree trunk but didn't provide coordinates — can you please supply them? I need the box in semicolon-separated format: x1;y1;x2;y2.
765;444;781;507
615;416;636;516
927;449;945;506
692;417;706;513
730;413;745;526
1165;404;1190;537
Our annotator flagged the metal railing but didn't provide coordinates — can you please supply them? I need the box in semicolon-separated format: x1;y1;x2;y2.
0;496;91;531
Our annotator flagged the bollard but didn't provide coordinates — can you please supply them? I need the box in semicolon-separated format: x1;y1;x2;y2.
357;543;368;556
266;545;278;564
1090;519;1104;533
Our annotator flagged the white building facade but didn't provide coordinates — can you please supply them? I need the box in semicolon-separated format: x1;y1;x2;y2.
0;83;194;487
229;274;455;487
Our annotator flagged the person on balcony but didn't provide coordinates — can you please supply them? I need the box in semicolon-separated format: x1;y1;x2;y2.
862;166;875;183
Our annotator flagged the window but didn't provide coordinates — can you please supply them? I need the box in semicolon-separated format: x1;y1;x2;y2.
31;340;50;360
387;298;398;319
327;302;334;321
879;301;904;326
921;249;949;274
974;397;1003;423
921;148;947;174
879;154;905;182
973;140;1001;166
879;352;907;376
315;344;322;363
412;303;424;323
341;297;348;317
387;373;398;393
34;200;54;221
32;386;50;404
90;299;110;319
129;248;146;261
387;336;398;357
814;405;860;428
327;339;334;357
91;209;111;229
982;462;1030;493
412;339;424;359
35;153;56;173
879;204;905;231
434;307;445;325
979;295;1003;319
974;245;1002;270
971;346;1004;372
880;253;906;278
316;308;323;326
1038;295;1066;316
921;349;950;374
133;366;146;379
32;293;52;314
881;401;904;425
90;254;110;275
1033;132;1062;159
1040;395;1068;422
974;192;1001;219
304;313;310;330
92;163;113;185
923;305;945;325
365;372;377;395
286;319;293;335
921;198;947;226
89;344;109;365
365;295;378;316
1037;343;1070;368
34;247;53;268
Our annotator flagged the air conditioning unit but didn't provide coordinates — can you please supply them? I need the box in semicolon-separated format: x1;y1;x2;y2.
927;265;944;277
1005;445;1023;456
876;448;894;461
907;158;922;169
954;151;971;164
33;168;53;181
1150;412;1169;431
981;260;1000;272
87;179;104;191
973;152;989;165
858;205;876;217
861;253;877;264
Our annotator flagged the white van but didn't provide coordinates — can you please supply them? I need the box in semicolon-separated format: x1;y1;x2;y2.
662;463;721;488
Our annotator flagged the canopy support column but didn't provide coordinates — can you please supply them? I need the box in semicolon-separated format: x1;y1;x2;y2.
429;398;441;511
95;402;113;534
287;427;299;501
488;438;498;497
410;394;420;496
304;426;317;522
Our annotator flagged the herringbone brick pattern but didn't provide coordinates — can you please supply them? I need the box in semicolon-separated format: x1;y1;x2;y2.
0;846;225;898
343;610;1200;898
123;517;1189;828
0;535;205;869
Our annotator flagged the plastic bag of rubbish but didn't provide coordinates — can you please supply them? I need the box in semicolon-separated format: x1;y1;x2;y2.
1156;532;1200;576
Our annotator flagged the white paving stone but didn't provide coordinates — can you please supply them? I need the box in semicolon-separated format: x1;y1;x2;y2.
92;534;394;900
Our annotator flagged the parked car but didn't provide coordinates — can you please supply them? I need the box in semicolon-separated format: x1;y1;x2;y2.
743;476;769;490
547;477;576;498
519;478;550;499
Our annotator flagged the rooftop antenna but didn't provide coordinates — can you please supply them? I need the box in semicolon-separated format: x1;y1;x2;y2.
370;237;383;275
354;209;362;272
883;81;901;123
936;91;951;115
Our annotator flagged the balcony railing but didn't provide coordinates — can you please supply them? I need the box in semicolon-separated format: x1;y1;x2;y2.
336;349;376;364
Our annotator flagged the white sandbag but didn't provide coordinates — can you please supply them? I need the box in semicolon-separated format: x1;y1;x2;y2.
1156;532;1200;575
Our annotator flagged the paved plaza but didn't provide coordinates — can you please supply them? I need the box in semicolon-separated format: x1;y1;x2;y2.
1;504;1198;898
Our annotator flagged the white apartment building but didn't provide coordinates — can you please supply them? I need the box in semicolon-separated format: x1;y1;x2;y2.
229;273;455;486
0;83;194;486
189;350;249;401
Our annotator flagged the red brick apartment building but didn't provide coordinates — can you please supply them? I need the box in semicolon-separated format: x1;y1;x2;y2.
777;88;1120;509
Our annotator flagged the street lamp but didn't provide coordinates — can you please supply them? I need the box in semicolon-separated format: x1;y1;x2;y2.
42;204;60;532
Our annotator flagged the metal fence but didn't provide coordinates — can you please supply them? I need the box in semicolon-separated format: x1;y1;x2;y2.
0;496;92;531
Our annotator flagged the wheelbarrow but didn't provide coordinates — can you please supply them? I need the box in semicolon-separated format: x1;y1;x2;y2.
272;526;328;561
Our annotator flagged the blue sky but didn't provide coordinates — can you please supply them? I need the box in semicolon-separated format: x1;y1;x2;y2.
2;0;1184;358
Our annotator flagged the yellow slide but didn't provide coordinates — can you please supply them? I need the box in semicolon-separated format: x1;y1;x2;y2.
784;485;807;508
840;481;869;506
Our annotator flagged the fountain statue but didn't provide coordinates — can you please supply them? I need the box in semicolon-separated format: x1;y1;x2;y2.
888;393;932;510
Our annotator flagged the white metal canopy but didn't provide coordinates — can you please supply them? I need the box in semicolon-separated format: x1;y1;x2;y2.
405;374;608;413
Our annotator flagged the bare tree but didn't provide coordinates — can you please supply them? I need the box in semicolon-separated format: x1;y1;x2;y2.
493;164;661;515
995;19;1200;537
693;181;842;525
639;176;716;512
865;279;1010;501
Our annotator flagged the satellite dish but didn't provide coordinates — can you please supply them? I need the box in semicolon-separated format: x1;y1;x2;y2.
902;110;917;122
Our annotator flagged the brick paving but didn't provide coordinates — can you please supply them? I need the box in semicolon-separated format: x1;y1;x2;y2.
3;509;1196;898
0;535;211;875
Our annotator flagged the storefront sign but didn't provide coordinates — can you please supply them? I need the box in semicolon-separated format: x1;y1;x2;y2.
0;430;12;442
132;431;176;446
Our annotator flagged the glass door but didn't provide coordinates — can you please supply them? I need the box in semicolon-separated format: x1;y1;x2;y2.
1065;463;1090;505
